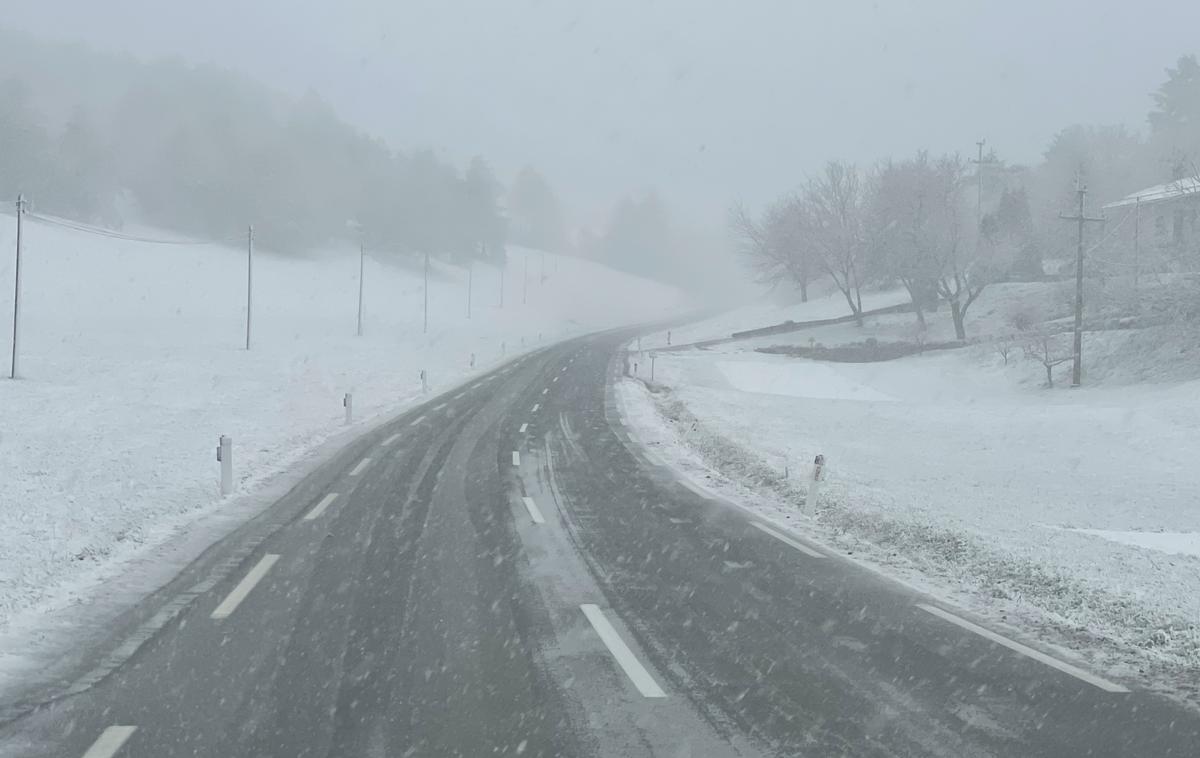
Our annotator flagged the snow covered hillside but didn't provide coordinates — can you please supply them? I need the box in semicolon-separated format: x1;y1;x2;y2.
620;283;1200;694
0;214;686;685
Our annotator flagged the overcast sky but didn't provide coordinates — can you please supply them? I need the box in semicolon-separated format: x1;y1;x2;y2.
9;0;1200;225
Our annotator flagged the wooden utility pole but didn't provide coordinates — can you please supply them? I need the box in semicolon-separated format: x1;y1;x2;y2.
1059;178;1104;387
10;195;25;378
423;251;429;334
971;139;996;232
1133;195;1141;302
356;241;365;337
467;260;473;320
245;225;254;351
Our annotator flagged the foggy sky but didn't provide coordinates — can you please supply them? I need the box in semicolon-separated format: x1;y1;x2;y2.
9;0;1200;225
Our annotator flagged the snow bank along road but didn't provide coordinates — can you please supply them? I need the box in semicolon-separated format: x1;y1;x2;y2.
1;333;1198;757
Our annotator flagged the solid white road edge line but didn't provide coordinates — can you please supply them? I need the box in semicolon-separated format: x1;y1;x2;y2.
750;521;824;558
349;457;371;476
917;603;1129;693
382;433;402;446
580;604;667;698
521;496;546;524
303;493;339;521
210;554;280;620
81;726;137;758
519;423;529;433
512;451;521;466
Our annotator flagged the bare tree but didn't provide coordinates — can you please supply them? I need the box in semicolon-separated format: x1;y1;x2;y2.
869;155;943;329
729;196;812;301
1023;332;1072;387
870;152;996;339
800;162;869;325
995;337;1014;365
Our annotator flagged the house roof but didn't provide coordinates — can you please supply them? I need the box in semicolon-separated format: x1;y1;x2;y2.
1104;177;1200;209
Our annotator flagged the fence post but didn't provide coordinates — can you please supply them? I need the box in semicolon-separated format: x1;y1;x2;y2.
218;435;233;496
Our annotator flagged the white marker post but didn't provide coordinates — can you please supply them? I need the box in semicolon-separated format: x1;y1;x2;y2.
650;352;657;382
420;369;428;393
807;454;825;514
343;392;353;425
217;435;233;496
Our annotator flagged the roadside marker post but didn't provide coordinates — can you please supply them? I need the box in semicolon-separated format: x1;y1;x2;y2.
807;454;826;514
217;435;233;496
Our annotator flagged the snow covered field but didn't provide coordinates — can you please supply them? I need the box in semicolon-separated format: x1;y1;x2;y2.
619;286;1200;694
0;214;685;690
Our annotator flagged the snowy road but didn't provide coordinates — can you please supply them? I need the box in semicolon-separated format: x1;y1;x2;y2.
1;332;1199;757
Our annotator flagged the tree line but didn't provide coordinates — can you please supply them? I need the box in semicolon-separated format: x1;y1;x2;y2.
0;30;569;265
733;54;1200;339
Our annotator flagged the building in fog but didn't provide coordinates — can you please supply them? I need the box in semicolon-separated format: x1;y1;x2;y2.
1103;177;1200;273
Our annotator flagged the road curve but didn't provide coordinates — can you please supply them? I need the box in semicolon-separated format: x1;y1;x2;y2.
1;330;1198;757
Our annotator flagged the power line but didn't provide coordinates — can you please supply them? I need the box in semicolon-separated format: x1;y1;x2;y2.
27;212;242;246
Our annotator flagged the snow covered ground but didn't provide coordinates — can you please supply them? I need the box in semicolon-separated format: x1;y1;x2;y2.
618;284;1200;696
636;285;912;349
0;214;685;692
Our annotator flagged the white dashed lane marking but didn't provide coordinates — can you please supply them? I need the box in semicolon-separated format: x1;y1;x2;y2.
580;604;666;698
519;423;528;433
521;496;546;524
512;451;521;466
349;457;372;476
917;603;1129;692
750;521;823;558
211;554;280;620
542;388;548;395
381;433;402;446
303;493;338;521
409;415;426;426
81;726;137;758
532;403;540;412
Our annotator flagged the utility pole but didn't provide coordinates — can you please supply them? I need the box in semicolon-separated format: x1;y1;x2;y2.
540;251;546;283
971;139;996;232
423;251;429;334
1059;178;1104;387
245;225;254;351
356;241;365;337
1133;195;1141;305
10;195;25;379
523;253;528;305
467;259;473;319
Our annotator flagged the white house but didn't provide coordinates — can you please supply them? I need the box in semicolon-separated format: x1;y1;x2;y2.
1103;177;1200;271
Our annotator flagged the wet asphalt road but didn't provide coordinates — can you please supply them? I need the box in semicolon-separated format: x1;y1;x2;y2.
2;331;1199;757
